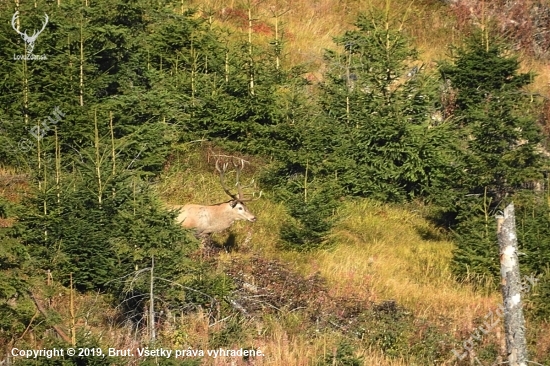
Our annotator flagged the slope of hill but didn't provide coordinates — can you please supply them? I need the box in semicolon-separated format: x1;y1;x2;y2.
187;0;550;96
1;0;550;364
152;147;549;365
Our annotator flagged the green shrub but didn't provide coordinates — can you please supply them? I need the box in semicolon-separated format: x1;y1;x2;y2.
279;181;340;251
361;301;413;358
319;340;363;366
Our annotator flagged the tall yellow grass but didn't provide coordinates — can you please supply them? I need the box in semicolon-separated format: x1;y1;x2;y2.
11;153;535;365
309;199;500;327
183;0;550;94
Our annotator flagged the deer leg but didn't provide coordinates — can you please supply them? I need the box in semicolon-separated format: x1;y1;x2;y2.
198;233;214;251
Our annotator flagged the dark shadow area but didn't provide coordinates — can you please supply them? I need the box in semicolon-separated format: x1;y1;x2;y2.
222;233;238;252
415;225;447;242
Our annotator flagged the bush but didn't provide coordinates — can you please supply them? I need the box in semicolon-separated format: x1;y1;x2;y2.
319;341;363;366
279;181;340;251
440;33;547;288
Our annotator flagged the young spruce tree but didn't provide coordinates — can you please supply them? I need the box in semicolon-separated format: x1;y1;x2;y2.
320;11;459;201
440;34;545;282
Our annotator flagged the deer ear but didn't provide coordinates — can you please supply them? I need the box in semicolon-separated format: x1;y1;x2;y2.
230;200;238;208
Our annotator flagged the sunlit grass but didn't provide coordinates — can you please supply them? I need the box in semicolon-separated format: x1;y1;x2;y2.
186;0;457;77
2;147;516;365
183;0;550;106
521;56;550;97
305;199;501;327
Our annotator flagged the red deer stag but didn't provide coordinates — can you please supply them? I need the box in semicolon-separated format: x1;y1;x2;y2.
170;159;259;246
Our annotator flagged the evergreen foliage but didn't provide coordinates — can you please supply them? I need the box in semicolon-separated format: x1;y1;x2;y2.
184;39;306;156
440;35;542;199
279;181;340;251
451;195;500;282
319;341;363;366
15;165;194;291
319;12;459;201
0;229;34;344
529;269;550;321
0;0;221;347
0;0;549;357
440;34;547;283
514;192;550;275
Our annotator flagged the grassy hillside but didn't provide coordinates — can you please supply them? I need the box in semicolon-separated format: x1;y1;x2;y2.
147;146;549;365
187;0;550;95
1;144;549;364
2;0;550;364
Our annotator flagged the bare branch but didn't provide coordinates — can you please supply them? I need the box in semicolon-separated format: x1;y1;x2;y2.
29;292;72;344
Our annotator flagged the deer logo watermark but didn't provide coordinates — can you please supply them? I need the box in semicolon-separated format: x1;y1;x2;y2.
11;11;49;60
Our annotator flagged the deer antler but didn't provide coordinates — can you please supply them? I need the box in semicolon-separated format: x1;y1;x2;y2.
215;157;261;202
231;159;245;201
216;159;238;201
11;12;23;37
241;188;263;202
231;158;262;202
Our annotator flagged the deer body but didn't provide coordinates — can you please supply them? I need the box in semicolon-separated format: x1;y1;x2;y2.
171;201;256;235
170;158;260;248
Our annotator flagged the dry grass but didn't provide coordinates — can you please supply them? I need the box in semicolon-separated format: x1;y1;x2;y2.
4;0;550;361
5;154;539;364
269;198;502;341
169;312;412;365
187;0;453;78
0;166;30;205
183;0;550;98
254;326;410;366
520;56;550;97
227;191;502;329
155;151;506;359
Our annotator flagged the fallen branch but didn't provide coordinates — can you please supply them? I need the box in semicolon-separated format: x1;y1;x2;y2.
224;297;250;317
29;292;72;344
